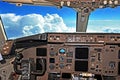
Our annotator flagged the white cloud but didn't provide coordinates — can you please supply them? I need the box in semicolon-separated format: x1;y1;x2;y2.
87;20;120;33
1;13;21;22
1;13;120;39
102;27;120;33
1;13;75;39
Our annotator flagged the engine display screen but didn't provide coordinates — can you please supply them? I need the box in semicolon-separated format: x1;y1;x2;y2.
75;47;89;59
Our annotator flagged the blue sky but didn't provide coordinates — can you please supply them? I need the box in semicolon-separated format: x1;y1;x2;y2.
0;1;120;39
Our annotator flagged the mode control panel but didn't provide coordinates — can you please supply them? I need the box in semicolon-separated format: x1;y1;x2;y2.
48;33;120;43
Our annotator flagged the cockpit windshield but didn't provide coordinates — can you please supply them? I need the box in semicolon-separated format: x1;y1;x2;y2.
0;2;120;39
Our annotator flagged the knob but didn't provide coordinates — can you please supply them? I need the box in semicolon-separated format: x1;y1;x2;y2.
50;52;56;56
49;64;55;70
59;63;64;69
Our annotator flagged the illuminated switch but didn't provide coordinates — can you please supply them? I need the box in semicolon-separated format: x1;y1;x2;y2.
6;46;9;49
114;0;118;4
5;42;8;45
103;0;108;5
3;47;6;50
56;36;60;40
109;0;113;4
61;1;64;6
91;64;95;67
4;51;7;54
92;0;95;2
67;1;70;6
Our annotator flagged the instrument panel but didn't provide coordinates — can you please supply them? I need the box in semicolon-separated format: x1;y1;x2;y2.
0;32;120;80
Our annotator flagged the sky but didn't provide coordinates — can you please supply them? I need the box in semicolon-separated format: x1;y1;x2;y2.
0;1;120;39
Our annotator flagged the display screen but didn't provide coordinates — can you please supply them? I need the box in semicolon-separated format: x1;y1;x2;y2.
75;61;88;72
75;47;89;59
36;48;47;56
